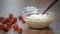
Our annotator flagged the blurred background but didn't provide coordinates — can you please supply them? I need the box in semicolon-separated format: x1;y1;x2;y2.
0;0;60;21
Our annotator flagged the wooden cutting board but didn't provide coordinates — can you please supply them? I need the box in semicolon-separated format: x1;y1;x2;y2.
26;27;53;34
2;27;53;34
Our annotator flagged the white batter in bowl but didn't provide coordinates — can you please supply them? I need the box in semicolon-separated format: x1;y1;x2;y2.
23;12;53;28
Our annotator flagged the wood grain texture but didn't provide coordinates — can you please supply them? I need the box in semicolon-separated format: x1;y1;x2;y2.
26;29;40;34
26;28;53;34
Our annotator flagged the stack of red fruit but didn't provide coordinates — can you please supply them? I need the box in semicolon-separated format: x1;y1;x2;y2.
13;24;22;33
0;13;22;33
18;16;25;23
0;13;17;32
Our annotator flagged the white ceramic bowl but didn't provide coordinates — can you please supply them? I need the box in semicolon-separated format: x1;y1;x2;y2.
23;12;53;28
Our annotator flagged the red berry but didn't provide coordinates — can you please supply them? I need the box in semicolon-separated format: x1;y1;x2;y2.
0;25;1;29
7;25;11;28
13;17;17;23
19;16;23;20
13;24;18;31
7;22;12;28
9;13;14;19
3;26;9;32
11;17;17;24
0;24;4;30
0;17;5;21
7;22;12;26
17;27;22;33
10;19;15;24
2;19;7;24
6;18;10;22
19;16;25;23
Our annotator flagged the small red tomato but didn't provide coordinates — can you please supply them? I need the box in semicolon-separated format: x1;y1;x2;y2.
2;19;7;24
0;17;5;22
0;24;4;30
6;18;10;22
13;24;18;31
19;16;25;23
7;22;12;26
9;13;14;19
17;27;22;33
13;17;17;23
3;26;9;32
7;22;12;28
0;25;1;29
11;17;17;24
10;19;15;24
19;16;23;20
7;25;11;28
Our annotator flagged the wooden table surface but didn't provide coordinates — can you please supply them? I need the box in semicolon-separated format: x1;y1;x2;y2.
26;27;53;34
26;20;60;34
0;20;60;34
26;21;60;34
